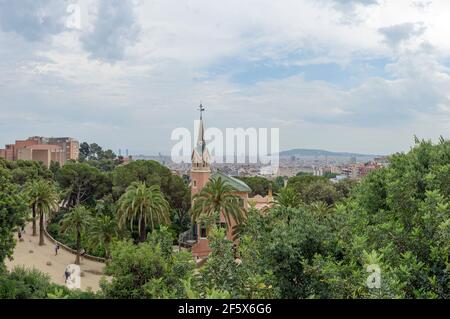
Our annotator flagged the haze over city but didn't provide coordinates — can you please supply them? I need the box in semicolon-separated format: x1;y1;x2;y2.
1;0;449;155
0;0;449;306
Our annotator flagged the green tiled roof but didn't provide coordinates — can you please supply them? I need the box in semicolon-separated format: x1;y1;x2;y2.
212;171;252;193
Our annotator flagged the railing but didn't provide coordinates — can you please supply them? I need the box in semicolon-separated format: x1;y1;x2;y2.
178;229;198;248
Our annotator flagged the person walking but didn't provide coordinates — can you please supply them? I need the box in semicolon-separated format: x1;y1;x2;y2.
80;248;86;262
64;268;71;283
54;243;60;256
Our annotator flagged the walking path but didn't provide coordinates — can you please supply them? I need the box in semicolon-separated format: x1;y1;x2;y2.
5;223;105;292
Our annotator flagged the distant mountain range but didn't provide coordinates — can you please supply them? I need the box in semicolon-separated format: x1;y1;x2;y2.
279;149;381;158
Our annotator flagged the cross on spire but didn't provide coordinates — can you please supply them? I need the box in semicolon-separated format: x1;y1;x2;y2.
198;103;205;119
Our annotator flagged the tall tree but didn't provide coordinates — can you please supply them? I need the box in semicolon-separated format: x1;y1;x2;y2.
112;160;189;212
79;142;90;162
117;182;170;242
89;143;104;160
59;206;91;264
1;160;52;185
273;187;301;209
191;177;245;228
235;176;279;197
87;215;118;258
56;162;111;207
33;180;59;246
0;167;27;265
25;180;39;236
101;234;195;299
287;175;342;205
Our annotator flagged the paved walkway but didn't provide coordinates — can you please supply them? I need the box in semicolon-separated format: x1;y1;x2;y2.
5;223;105;292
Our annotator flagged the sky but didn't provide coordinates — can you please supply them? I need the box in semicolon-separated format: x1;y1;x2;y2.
0;0;449;155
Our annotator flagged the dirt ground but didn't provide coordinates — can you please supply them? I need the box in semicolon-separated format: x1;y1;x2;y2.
5;223;105;292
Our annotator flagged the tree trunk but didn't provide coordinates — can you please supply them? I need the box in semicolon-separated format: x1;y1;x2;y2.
105;239;110;259
39;212;45;246
75;227;81;265
32;204;37;236
76;187;81;206
139;219;147;242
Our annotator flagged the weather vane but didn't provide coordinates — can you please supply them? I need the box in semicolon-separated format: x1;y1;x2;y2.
198;103;206;119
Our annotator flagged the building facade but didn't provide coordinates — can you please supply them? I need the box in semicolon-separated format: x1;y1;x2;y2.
0;136;79;167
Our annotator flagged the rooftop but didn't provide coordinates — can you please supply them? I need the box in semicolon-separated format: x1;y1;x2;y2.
24;144;62;150
212;170;252;193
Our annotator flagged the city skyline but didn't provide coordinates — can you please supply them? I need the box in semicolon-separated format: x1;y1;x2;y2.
1;0;449;155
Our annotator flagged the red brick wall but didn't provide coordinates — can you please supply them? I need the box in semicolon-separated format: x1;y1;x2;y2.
190;169;211;196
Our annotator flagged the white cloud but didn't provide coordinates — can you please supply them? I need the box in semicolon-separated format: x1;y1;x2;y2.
379;22;427;48
0;0;449;154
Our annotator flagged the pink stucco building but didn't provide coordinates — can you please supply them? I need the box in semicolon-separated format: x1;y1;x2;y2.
0;136;79;167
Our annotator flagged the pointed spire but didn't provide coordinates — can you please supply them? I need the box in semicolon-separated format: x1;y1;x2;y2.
196;104;206;152
192;103;210;169
199;103;205;119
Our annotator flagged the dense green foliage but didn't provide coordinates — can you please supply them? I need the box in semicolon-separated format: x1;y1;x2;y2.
234;138;450;298
235;176;279;197
191;177;245;228
287;175;343;205
117;182;170;242
59;206;92;264
112;160;190;238
0;138;448;299
56;162;111;207
31;180;59;246
100;227;195;298
79;142;116;161
0;159;52;185
0;267;96;299
0;167;27;265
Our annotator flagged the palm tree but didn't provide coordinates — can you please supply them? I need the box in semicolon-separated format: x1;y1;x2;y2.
309;201;333;216
25;180;39;236
60;206;91;265
117;182;170;242
87;215;118;258
191;177;245;229
33;180;59;246
273;187;300;209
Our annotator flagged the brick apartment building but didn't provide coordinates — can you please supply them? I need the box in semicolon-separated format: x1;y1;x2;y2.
0;136;79;167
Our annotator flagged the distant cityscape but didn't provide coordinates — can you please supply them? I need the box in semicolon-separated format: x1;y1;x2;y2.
1;136;389;181
133;150;390;181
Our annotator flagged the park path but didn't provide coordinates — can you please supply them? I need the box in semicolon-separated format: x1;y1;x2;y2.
5;223;105;292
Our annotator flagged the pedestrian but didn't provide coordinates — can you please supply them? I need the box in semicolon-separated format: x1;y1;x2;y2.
64;268;71;283
80;248;86;261
54;243;60;256
18;230;22;241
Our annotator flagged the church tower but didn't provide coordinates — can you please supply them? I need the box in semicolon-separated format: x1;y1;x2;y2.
190;104;211;196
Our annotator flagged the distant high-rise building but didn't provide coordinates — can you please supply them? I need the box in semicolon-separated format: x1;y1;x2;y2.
47;137;79;162
18;144;65;167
